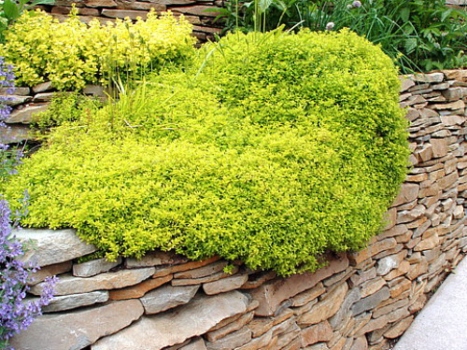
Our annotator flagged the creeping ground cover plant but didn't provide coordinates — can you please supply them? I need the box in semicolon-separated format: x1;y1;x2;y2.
1;29;410;277
0;8;195;90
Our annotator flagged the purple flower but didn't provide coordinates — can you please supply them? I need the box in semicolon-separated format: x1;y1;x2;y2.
0;200;57;349
352;0;362;8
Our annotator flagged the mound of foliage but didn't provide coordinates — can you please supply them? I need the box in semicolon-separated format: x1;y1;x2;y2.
0;8;195;90
2;29;409;276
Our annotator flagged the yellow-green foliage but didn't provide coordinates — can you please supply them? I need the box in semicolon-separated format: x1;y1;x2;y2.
2;29;409;276
0;9;195;90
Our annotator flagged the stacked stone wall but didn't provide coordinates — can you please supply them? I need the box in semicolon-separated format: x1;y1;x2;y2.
38;0;223;42
6;71;467;350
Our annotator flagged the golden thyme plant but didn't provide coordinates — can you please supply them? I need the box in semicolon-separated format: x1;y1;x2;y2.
0;8;195;90
2;29;409;276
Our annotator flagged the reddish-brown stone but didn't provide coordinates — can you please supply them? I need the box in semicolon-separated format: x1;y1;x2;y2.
301;321;333;346
298;283;348;325
152;256;221;278
251;254;349;316
108;274;173;300
384;316;414;339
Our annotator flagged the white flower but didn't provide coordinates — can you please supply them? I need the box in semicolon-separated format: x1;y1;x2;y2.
352;0;362;8
326;22;335;30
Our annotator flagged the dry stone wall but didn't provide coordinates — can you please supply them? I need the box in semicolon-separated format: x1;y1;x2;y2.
39;0;223;42
6;70;467;350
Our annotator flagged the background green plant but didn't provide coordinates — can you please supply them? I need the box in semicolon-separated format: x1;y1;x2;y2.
0;0;54;43
0;8;196;90
216;0;467;73
2;29;409;276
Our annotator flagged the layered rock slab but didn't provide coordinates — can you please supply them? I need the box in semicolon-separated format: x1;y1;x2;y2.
10;299;143;350
92;291;249;350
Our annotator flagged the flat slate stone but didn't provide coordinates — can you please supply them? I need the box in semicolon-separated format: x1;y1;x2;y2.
203;274;249;295
141;285;199;314
10;299;143;350
14;228;97;267
30;268;155;296
73;257;122;277
27;261;72;285
5;104;49;124
42;291;109;312
250;253;349;316
92;291;249;350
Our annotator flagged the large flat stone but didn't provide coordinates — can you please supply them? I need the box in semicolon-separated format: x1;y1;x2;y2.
141;285;199;314
352;287;390;316
73;257;122;277
27;261;72;285
203;274;249;295
174;261;228;279
301;321;333;347
0;124;30;144
250;254;349;316
10;300;143;350
30;268;155;296
92;291;249;350
298;282;348;325
42;291;109;312
14;229;97;267
109;274;173;300
6;104;49;123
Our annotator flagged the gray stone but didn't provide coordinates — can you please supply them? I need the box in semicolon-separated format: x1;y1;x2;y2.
15;228;97;267
73;257;122;277
399;78;415;92
329;287;361;328
352;287;390;316
206;327;252;350
396;205;426;224
32;81;54;93
413;73;444;83
42;291;109;312
141;285;199;314
28;261;72;285
0;124;30;144
83;85;106;97
30;268;155;296
174;261;228;279
92;292;249;350
33;92;56;102
10;300;143;350
5;104;49;123
442;87;467;101
203;274;248;295
434;100;465;111
4;94;32;106
377;255;399;276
